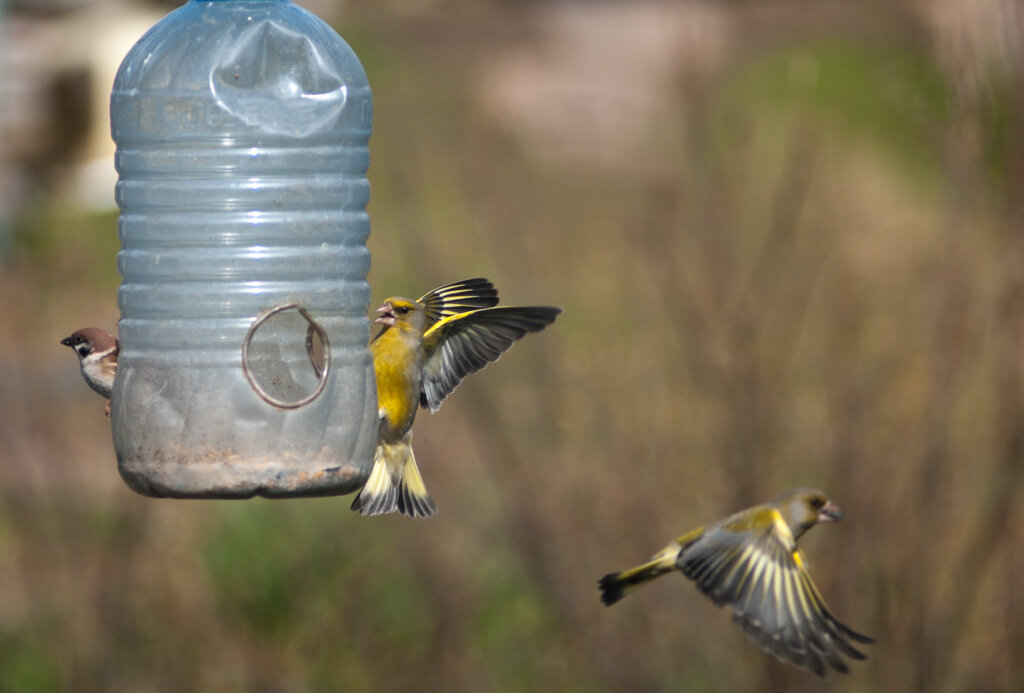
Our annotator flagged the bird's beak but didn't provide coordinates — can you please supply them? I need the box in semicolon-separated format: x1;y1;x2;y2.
818;501;844;523
60;336;74;347
373;302;397;327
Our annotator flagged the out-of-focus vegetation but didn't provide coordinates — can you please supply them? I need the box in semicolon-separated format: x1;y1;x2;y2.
1;1;1022;691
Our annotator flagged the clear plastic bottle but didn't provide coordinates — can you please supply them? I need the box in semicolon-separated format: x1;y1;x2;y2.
109;0;377;497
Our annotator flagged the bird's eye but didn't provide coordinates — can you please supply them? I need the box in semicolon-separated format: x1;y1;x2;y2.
396;306;410;315
809;497;825;509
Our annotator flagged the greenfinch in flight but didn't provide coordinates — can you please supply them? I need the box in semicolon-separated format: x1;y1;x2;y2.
599;488;873;677
352;278;561;518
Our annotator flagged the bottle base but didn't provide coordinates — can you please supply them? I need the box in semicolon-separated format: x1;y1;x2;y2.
117;450;370;499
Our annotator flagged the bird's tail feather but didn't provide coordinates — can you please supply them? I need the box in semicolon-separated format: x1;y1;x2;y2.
350;441;437;518
599;544;679;605
396;446;437;518
350;446;399;516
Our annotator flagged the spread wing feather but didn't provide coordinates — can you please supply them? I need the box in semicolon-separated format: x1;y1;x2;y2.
418;278;500;327
420;306;561;413
677;512;873;677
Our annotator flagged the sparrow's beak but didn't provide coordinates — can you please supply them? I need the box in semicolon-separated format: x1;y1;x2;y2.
373;302;397;327
60;336;75;348
818;501;844;523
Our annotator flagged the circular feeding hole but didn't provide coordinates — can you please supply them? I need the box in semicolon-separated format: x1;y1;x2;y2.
242;304;330;409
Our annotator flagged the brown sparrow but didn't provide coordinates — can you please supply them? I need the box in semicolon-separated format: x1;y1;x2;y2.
61;328;118;414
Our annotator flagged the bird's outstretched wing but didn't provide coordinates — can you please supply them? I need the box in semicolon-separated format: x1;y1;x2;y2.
418;278;500;327
678;510;874;677
419;306;562;413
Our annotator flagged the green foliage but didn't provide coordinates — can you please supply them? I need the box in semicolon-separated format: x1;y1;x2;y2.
0;633;62;693
11;205;120;293
722;40;950;188
468;551;561;688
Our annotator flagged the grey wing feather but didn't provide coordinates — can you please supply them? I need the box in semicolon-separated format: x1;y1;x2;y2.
678;524;872;677
420;306;561;413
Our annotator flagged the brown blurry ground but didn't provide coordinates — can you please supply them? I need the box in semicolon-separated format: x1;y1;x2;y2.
1;0;1023;691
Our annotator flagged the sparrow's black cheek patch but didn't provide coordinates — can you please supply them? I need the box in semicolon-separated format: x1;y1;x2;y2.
242;303;330;409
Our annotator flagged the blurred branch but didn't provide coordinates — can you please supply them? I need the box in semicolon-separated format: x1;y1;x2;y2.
940;85;1024;693
640;116;824;508
912;63;1024;693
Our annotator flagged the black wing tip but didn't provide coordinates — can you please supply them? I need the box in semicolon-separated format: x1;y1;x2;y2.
537;306;563;320
522;306;562;331
846;629;876;645
486;305;563;328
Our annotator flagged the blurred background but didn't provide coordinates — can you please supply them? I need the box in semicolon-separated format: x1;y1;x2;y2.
2;0;1023;690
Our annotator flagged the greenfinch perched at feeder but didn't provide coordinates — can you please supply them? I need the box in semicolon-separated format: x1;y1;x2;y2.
352;278;561;518
599;488;873;677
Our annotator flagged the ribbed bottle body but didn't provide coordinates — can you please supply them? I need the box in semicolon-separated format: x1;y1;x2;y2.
110;0;377;497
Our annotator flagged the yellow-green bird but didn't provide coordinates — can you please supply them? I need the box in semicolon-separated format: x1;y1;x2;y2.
352;278;561;518
599;488;873;677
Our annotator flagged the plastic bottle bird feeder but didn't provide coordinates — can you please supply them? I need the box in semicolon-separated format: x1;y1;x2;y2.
109;0;378;498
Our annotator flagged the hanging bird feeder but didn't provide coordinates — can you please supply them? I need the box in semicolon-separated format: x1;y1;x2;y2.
108;0;378;498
